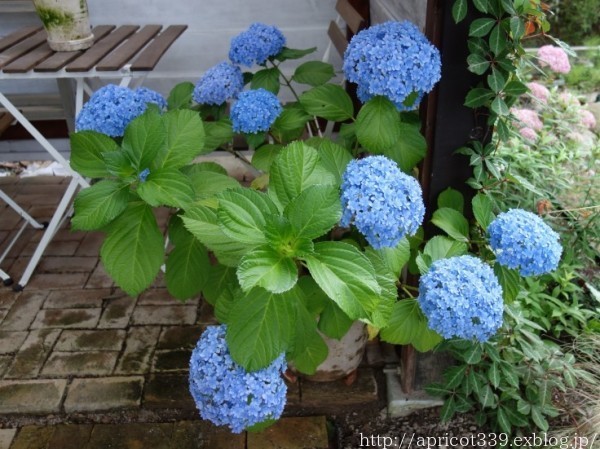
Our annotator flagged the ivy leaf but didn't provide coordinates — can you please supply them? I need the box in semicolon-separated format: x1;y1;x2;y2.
452;0;467;23
226;287;295;371
299;84;354;121
472;0;489;13
251;68;281;94
489;24;506;56
100;201;164;296
510;16;525;41
503;80;528;96
464;88;495;107
303;241;380;321
487;68;506;93
70;131;118;178
237;245;298;294
137;168;195;209
491;96;509;116
469;18;496;37
440;397;457;422
467;54;490;75
292;61;336;86
71;180;130;231
497;407;512;434
431;207;470;242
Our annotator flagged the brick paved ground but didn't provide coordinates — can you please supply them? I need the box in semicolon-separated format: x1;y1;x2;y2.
0;176;383;448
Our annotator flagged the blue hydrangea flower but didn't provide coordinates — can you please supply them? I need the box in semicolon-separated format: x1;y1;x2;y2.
229;23;286;67
193;62;244;105
134;87;167;110
487;209;562;276
343;21;441;110
418;255;504;342
75;84;166;137
138;168;150;183
340;156;425;249
230;88;282;134
189;325;287;433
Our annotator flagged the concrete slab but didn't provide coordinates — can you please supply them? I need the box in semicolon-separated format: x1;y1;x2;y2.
0;379;67;414
54;329;126;352
64;376;144;413
41;351;118;376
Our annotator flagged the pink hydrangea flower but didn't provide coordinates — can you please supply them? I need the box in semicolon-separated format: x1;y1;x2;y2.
511;108;543;131
558;91;579;107
519;127;538;141
536;45;571;74
581;110;597;129
527;82;550;104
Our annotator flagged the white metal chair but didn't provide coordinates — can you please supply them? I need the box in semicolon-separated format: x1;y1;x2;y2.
0;188;45;286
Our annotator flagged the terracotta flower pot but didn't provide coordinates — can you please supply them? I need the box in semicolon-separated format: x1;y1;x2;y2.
33;0;94;51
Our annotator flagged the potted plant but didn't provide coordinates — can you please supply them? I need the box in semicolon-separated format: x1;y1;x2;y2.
33;0;94;51
68;20;563;433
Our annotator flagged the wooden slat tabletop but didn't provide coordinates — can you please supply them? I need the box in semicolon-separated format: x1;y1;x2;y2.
0;24;186;75
0;26;42;53
34;25;116;72
96;25;162;71
65;25;140;72
0;29;46;69
2;41;53;73
130;25;187;71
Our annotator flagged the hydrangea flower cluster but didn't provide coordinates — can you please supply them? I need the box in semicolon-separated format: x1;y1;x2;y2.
537;45;571;74
580;109;597;130
418;255;504;342
229;22;286;67
230;88;282;134
193;62;244;105
189;325;287;433
519;127;538;141
75;84;166;137
527;81;550;104
342;21;441;110
340;156;425;249
511;108;543;131
487;209;562;276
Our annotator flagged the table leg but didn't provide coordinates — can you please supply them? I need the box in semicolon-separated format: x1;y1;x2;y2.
56;78;76;134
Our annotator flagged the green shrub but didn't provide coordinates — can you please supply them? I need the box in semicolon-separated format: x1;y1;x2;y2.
547;0;600;45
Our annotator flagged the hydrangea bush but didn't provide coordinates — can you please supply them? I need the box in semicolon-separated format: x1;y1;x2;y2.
68;18;566;433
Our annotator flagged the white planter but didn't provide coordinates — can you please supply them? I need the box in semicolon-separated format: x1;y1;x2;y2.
33;0;94;51
290;321;368;382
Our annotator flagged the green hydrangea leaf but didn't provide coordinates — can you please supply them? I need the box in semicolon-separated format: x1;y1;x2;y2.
100;201;164;296
71;180;130;231
70;131;118;178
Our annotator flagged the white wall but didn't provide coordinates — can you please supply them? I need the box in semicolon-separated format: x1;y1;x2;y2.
0;0;339;98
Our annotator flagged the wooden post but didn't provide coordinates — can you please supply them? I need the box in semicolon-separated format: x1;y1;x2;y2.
400;0;490;394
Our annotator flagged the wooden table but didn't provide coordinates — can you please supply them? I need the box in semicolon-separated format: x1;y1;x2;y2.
0;24;187;290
